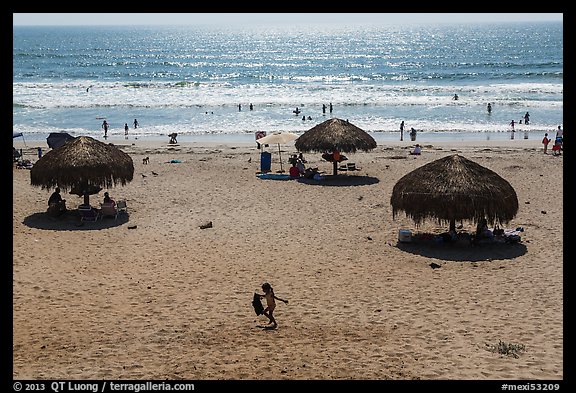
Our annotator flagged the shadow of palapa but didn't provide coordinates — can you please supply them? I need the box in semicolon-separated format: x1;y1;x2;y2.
22;210;130;231
396;239;527;262
297;174;379;187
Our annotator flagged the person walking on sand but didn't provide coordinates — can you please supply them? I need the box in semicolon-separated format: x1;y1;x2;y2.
542;133;551;154
124;123;129;139
257;282;288;328
133;118;139;129
400;120;405;141
509;119;515;131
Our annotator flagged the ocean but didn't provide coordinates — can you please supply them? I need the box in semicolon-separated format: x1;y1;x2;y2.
13;22;563;144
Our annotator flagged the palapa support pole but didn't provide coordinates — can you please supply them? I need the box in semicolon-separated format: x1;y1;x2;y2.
449;219;456;233
277;143;283;173
79;180;91;206
333;161;338;176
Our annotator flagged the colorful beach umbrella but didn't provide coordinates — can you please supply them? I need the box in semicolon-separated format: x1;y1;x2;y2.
256;132;298;173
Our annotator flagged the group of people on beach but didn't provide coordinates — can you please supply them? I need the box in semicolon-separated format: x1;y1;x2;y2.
399;121;418;142
239;102;333;118
101;118;139;138
288;153;321;179
542;125;563;155
291;103;333;121
509;112;531;131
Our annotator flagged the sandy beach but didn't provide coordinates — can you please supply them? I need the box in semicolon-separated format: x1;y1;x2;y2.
12;137;563;381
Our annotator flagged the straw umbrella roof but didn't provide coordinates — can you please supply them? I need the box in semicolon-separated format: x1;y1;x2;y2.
390;154;518;230
295;118;377;153
30;136;134;204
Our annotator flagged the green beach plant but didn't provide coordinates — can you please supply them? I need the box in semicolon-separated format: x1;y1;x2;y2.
486;340;526;358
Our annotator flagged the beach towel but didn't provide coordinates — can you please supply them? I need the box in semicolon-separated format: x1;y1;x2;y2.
256;173;293;180
252;293;264;316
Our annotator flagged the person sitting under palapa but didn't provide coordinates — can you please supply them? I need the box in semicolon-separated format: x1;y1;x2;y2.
289;161;300;178
474;218;494;244
100;191;118;218
296;157;306;175
47;187;67;217
102;191;115;206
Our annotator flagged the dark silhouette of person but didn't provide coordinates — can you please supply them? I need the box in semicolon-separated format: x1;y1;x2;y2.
133;118;139;129
487;103;492;113
102;120;109;137
48;187;66;216
329;103;333;113
322;104;326;113
250;103;253;110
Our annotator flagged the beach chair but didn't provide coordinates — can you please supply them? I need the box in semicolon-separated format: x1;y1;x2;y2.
78;205;100;222
100;203;118;219
13;148;22;162
116;200;128;215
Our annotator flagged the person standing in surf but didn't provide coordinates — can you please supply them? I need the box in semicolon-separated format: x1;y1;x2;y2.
102;120;109;138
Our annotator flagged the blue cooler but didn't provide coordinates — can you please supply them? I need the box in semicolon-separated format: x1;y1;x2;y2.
398;229;412;243
260;151;272;173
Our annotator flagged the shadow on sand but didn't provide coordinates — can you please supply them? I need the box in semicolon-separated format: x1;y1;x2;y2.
297;174;380;187
22;210;130;231
396;240;527;262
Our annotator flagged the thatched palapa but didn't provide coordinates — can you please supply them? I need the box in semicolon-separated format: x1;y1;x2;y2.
390;154;518;231
295;118;377;175
30;136;134;205
295;118;376;153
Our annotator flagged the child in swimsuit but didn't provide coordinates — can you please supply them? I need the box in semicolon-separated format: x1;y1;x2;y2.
258;282;288;328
